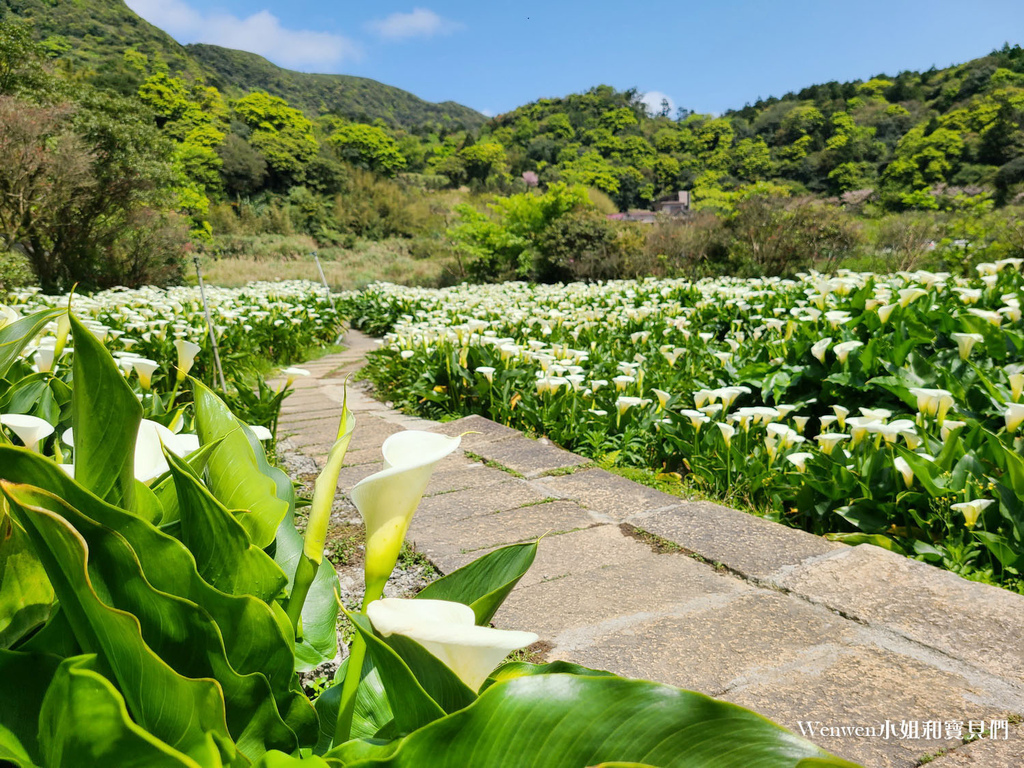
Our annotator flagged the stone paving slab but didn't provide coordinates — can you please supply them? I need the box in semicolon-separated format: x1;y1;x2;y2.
773;544;1024;685
276;332;1024;768
408;500;599;560
627;501;844;581
533;467;683;520
462;432;591;478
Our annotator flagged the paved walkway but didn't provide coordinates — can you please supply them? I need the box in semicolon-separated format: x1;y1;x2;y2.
274;331;1024;768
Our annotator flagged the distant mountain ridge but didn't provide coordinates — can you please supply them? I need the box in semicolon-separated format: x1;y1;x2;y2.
0;0;485;129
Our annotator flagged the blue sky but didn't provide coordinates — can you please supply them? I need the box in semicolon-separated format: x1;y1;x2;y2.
126;0;1024;117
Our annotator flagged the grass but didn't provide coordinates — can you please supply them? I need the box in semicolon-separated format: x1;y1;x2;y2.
464;451;525;478
198;238;453;290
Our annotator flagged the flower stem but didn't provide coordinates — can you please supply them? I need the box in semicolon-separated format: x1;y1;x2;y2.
333;580;387;746
285;554;317;634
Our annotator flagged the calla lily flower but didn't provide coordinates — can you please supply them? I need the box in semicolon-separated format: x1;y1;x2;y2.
351;431;462;601
951;333;983;361
811;338;831;364
1009;371;1024;402
1006;403;1024;433
815;433;850;455
173;339;201;382
716;422;735;448
833;341;863;364
0;414;55;452
282;367;310;386
366;598;538;692
475;366;496;384
951;499;993;529
131;358;159;390
894;457;914;488
63;419;198;483
785;452;814;473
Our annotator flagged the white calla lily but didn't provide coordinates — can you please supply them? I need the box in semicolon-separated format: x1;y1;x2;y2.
352;431;462;600
173;339;201;382
367;598;538;692
0;414;55;452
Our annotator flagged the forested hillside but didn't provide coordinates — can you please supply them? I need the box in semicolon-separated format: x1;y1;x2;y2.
477;48;1024;211
0;0;483;129
2;0;1024;296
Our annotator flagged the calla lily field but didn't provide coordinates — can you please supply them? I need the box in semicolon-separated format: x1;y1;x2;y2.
347;264;1024;593
0;287;859;765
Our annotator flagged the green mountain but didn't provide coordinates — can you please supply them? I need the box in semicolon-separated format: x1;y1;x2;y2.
187;44;484;130
0;0;484;129
477;49;1024;210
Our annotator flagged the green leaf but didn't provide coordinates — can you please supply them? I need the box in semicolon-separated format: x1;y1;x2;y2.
973;531;1023;569
0;649;61;765
314;663;394;751
0;455;318;755
483;660;616;692
415;542;538;625
1;482;236;767
0;510;55;649
150;439;223;528
347;612;447;736
39;655;201;767
274;515;340;671
329;674;859;768
165;448;287;603
825;533;907;554
193;381;289;548
69;313;142;511
0;309;63;380
251;751;334;768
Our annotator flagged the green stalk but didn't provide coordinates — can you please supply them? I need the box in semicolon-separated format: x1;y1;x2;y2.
285;555;317;632
333;583;385;746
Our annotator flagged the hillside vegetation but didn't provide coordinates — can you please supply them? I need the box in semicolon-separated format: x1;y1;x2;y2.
2;0;1024;295
0;0;483;129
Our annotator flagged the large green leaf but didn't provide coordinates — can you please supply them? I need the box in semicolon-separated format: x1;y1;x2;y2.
5;481;311;760
1;482;237;767
415;542;537;625
346;613;446;736
0;308;63;379
274;514;340;671
165;448;288;603
69;313;142;511
0;649;61;766
0;446;308;727
330;674;860;768
151;439;223;528
193;381;289;547
0;509;55;649
39;655;202;768
314;659;394;753
483;660;616;691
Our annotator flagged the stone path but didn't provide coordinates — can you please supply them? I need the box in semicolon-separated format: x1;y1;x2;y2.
274;331;1024;768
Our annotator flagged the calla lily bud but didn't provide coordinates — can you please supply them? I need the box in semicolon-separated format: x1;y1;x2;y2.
174;339;201;382
52;312;71;359
367;598;538;692
352;431;461;601
1006;403;1024;433
304;404;355;565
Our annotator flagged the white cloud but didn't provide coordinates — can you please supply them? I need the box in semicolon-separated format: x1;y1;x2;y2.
480;108;495;117
367;8;463;41
125;0;361;70
641;90;676;117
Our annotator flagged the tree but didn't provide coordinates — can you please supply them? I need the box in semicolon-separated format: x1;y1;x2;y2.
329;123;407;176
232;92;318;187
0;91;187;292
217;133;268;196
458;142;507;184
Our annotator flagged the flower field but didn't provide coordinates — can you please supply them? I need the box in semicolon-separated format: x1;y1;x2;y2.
346;265;1024;592
2;280;342;432
0;288;855;766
